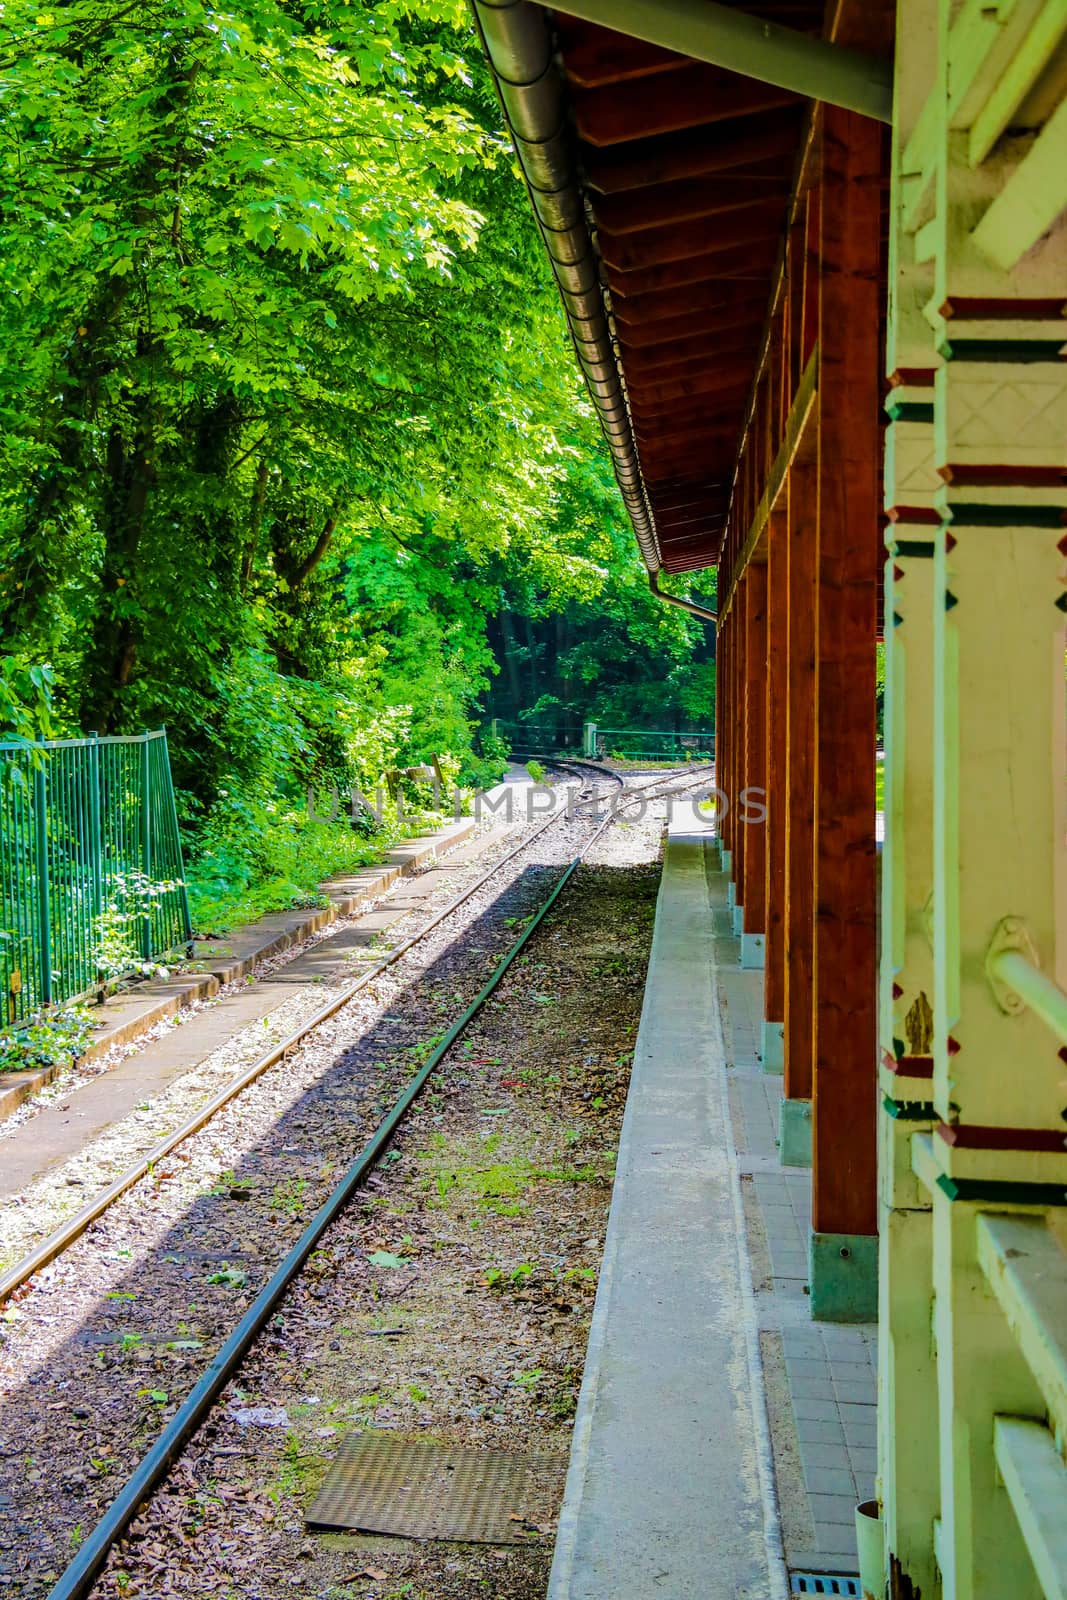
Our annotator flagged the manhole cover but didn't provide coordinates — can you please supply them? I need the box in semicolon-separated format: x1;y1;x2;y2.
306;1432;567;1544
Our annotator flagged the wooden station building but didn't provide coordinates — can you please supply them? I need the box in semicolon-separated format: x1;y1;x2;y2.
474;2;1067;1597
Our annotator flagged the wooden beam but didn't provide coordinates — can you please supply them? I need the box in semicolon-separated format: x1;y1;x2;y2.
719;345;818;618
618;333;765;379
608;237;782;302
614;296;769;345
784;460;817;1104
584;107;805;194
573;64;798;147
632;405;750;439
595;166;792;235
661;549;722;572
811;103;881;1247
599;199;788;272
649;479;729;510
626;365;757;408
607;232;781;299
554;17;690;89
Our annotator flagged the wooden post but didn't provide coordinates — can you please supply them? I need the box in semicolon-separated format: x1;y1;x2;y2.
782;458;817;1163
731;572;748;931
720;614;733;867
809;102;882;1321
741;563;767;968
763;509;788;1068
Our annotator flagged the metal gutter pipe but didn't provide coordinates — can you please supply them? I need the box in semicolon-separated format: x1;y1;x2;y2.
470;0;662;572
649;569;717;624
546;0;894;124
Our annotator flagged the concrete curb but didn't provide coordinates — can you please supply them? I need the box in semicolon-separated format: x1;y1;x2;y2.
0;816;478;1125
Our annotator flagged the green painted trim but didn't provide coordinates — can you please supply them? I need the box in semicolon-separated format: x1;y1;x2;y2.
945;505;1066;529
938;338;1066;364
809;1230;879;1323
893;540;935;558
761;1019;784;1074
883;1095;937;1121
779;1097;812;1167
885;399;935;422
935;1174;1067;1206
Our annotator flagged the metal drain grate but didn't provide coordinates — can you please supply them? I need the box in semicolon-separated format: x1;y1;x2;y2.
791;1576;862;1597
306;1431;567;1544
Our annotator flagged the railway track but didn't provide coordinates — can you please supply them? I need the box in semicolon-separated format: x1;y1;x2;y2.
0;764;715;1600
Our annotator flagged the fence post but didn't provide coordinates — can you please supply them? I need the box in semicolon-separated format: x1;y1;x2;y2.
583;722;596;758
88;732;104;994
33;754;52;1008
140;735;152;959
161;728;193;946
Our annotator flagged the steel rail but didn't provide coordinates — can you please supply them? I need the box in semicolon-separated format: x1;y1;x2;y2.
0;791;581;1309
42;771;704;1600
1;764;712;1307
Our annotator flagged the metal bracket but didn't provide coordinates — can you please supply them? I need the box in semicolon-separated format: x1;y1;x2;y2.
986;916;1040;1015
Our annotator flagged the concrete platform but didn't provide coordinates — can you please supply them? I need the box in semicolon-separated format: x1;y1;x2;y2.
548;824;876;1599
549;819;785;1600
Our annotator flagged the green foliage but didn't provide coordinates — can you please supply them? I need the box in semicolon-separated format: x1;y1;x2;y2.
93;870;183;983
0;1003;93;1075
0;0;711;929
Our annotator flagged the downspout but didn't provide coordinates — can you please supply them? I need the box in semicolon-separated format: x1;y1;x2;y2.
649;569;717;625
469;0;662;574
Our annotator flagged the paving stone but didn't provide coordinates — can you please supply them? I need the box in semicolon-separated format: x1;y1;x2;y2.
795;1418;846;1445
826;1362;873;1383
792;1396;840;1422
806;1467;858;1497
785;1357;830;1379
808;1493;859;1525
833;1380;876;1404
790;1378;836;1400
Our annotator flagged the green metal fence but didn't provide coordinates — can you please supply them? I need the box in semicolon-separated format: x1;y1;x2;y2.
0;730;191;1029
592;727;716;762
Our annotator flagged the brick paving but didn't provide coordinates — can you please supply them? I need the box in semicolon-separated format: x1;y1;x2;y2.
707;844;877;1579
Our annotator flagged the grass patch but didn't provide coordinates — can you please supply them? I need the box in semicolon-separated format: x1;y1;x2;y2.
415;1135;612;1215
185;805;448;934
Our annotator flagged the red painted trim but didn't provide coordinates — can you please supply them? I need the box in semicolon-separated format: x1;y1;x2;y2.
937;1122;1067;1152
885;1054;934;1080
888;367;937;388
941;297;1067;320
940;464;1067;487
887;505;941;525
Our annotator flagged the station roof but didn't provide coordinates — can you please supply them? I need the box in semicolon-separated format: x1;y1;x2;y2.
473;2;891;578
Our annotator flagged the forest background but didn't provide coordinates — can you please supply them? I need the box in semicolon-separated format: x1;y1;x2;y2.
0;0;715;929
